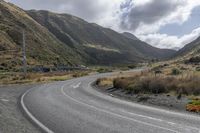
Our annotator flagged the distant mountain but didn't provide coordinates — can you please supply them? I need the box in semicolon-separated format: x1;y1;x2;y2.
0;0;176;70
122;32;139;41
171;47;180;51
27;10;176;63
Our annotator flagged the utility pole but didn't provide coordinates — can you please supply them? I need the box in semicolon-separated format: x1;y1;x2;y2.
22;30;27;77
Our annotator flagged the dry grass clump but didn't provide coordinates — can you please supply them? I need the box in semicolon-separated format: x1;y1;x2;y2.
0;70;91;85
96;70;145;88
96;78;113;87
96;68;112;73
72;71;89;78
113;76;167;94
112;72;200;96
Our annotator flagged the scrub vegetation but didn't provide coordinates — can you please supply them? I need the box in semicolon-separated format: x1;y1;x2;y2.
96;62;200;113
0;70;90;85
98;70;200;96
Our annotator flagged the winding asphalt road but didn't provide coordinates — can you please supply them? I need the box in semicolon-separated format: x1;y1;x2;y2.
21;72;200;133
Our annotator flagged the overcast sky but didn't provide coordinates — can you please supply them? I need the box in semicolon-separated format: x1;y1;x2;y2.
8;0;200;50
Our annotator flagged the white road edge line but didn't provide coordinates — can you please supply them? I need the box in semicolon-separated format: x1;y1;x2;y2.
61;84;179;133
87;82;200;132
20;87;54;133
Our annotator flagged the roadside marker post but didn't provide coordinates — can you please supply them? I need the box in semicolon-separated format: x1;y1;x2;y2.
22;30;27;78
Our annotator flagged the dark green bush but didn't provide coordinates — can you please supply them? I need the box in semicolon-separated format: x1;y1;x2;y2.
196;67;200;71
97;68;112;73
188;56;200;63
149;79;167;94
171;68;181;75
127;84;141;94
127;64;137;69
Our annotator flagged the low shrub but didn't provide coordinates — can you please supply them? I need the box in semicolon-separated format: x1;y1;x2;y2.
137;96;150;102
171;68;181;75
149;79;167;94
186;99;200;112
138;77;151;92
97;68;112;73
96;78;113;87
112;74;200;95
154;70;162;76
196;67;200;71
188;100;200;106
127;64;137;69
126;84;141;94
186;104;200;112
72;72;88;78
113;76;168;94
187;56;200;63
113;78;130;89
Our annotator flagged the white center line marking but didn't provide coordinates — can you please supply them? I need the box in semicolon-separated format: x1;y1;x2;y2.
71;82;81;88
0;99;9;102
124;111;163;122
167;122;176;125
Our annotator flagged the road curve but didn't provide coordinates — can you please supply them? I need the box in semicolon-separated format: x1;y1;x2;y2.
21;72;200;133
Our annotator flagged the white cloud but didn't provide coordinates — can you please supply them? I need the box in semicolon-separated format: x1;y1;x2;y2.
119;0;200;49
120;0;200;34
120;0;186;33
138;27;200;49
10;0;123;23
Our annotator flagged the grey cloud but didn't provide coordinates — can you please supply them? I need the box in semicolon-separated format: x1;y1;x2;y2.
120;0;132;10
120;0;186;31
60;0;105;21
10;0;105;21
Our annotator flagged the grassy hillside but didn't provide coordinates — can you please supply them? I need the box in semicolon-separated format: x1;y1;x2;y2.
0;1;83;72
121;32;176;59
0;0;176;72
27;10;176;65
175;37;200;58
169;36;200;68
122;32;139;41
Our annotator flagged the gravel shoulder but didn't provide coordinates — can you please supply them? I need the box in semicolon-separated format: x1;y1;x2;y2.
0;84;41;133
95;85;199;115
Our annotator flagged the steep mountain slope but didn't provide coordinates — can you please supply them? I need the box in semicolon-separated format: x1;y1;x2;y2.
175;36;200;57
0;0;176;70
27;10;176;64
0;0;83;70
121;32;176;59
122;32;139;41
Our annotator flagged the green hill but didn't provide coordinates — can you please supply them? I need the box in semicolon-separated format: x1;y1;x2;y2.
0;0;176;71
175;36;200;58
27;10;176;64
0;0;84;72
